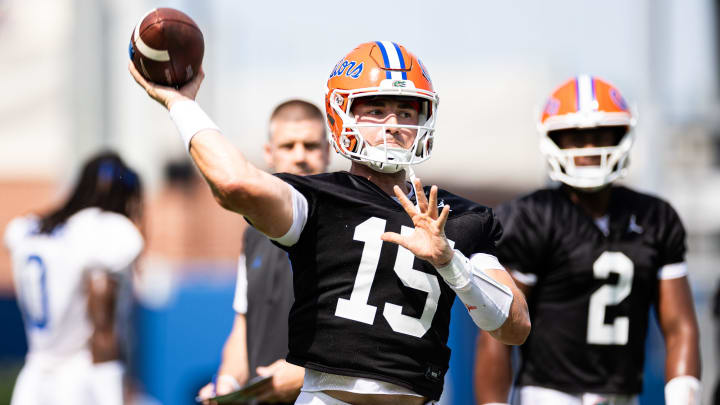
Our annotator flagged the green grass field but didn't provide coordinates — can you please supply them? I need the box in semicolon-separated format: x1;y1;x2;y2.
0;361;21;405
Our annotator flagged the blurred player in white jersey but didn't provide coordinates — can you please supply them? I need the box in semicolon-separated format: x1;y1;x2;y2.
4;151;144;405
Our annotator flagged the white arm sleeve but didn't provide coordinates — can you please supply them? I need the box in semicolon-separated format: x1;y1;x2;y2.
435;249;513;331
269;184;308;247
232;254;248;314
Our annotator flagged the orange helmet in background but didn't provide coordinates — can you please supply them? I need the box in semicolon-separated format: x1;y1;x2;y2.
538;75;637;190
325;41;439;173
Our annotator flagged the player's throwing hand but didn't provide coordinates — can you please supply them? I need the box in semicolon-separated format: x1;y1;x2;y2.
128;61;204;110
381;178;454;268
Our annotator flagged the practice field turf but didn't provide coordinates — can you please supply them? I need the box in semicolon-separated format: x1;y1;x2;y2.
0;361;21;403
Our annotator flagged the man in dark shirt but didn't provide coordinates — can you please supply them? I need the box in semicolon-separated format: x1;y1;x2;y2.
198;100;329;404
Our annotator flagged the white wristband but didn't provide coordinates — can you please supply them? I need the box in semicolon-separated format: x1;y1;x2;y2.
217;374;242;391
169;100;220;152
665;375;701;405
434;249;472;289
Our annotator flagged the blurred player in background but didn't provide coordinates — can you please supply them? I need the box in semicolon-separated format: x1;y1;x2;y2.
474;76;701;405
130;40;529;405
4;151;144;405
198;99;330;404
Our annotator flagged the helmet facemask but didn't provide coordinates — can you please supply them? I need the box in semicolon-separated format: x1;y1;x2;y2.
540;125;634;191
328;85;438;174
537;75;637;192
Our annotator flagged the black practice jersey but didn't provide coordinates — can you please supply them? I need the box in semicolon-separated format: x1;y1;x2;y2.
273;171;501;400
496;186;687;395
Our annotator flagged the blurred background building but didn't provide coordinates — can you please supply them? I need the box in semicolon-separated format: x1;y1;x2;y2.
1;0;718;404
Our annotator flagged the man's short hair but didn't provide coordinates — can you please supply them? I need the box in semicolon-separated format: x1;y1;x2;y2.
270;99;324;124
269;99;326;141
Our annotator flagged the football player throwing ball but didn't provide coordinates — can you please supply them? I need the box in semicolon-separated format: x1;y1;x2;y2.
129;42;530;405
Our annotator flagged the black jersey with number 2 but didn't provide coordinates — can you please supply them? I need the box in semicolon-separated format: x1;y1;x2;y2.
273;171;501;401
496;186;686;395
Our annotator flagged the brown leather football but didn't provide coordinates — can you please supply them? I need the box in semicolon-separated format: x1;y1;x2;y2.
129;8;204;87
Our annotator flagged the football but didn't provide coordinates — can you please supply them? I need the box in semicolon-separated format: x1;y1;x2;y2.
129;8;204;87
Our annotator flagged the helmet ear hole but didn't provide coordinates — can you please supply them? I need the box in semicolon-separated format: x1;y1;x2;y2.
340;134;359;153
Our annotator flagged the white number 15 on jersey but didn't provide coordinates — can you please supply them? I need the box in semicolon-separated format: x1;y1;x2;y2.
335;217;454;338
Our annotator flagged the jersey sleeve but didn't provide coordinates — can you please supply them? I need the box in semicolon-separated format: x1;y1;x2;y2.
495;197;545;285
471;208;503;258
656;201;688;280
268;184;309;247
3;216;35;250
81;212;144;275
271;173;320;250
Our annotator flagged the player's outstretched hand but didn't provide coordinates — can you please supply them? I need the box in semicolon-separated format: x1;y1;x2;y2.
381;178;454;268
128;61;204;110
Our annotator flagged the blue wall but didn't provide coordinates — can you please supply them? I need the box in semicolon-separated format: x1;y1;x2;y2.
132;271;236;405
0;296;27;360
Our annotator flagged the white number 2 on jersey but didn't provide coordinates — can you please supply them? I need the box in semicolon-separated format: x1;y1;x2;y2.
335;217;452;338
586;251;634;345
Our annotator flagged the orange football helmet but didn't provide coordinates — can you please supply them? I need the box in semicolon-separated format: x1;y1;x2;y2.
538;75;636;190
325;41;438;173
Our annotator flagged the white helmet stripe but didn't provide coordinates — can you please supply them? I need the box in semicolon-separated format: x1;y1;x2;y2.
380;40;404;80
576;74;596;112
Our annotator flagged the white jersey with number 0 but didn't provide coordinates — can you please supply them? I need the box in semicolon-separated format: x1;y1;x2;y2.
4;207;143;367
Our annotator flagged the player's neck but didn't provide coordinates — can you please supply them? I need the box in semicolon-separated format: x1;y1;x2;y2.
563;185;612;219
350;163;410;195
